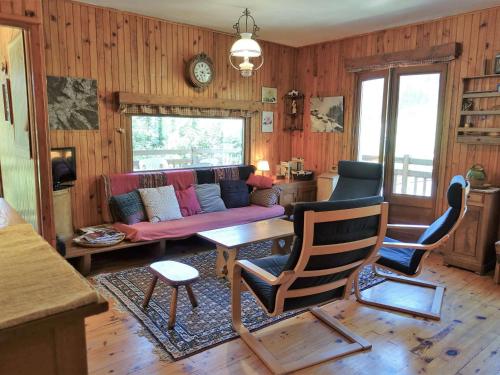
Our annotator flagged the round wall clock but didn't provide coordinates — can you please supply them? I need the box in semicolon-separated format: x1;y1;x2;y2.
185;53;215;88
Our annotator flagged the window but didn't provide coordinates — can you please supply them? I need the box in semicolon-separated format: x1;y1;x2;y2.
354;64;446;225
132;116;245;171
355;66;444;199
391;73;441;197
357;76;386;164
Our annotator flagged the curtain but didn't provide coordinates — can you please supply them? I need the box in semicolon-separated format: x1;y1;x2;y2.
119;103;256;118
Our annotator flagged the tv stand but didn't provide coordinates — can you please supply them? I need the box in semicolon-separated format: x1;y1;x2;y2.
52;187;74;241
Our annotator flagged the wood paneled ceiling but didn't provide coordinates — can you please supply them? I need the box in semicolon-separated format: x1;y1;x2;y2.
76;0;500;47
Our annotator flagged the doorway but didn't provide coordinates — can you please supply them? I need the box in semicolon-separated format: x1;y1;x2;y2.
354;64;447;229
0;13;54;244
0;25;39;228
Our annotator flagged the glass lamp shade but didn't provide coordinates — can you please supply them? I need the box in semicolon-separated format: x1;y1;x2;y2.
230;33;262;57
256;160;270;172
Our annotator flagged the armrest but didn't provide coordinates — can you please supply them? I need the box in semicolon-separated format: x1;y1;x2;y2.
382;236;448;251
235;260;293;286
387;224;430;230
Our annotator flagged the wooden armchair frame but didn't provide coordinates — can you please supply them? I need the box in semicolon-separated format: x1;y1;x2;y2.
232;202;389;374
354;183;469;320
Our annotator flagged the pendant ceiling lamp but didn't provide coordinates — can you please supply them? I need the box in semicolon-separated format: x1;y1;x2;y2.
229;8;263;77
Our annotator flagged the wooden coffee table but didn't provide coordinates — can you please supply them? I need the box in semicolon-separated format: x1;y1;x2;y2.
197;219;294;281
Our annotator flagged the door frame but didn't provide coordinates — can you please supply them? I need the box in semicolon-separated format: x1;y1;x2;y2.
0;10;55;244
384;64;448;210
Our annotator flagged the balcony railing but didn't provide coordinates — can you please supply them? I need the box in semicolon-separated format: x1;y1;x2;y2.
361;154;433;196
133;147;242;170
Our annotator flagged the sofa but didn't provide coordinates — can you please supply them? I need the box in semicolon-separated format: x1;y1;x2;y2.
99;165;285;242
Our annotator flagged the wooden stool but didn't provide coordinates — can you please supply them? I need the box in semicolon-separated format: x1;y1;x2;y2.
142;260;200;329
494;241;500;284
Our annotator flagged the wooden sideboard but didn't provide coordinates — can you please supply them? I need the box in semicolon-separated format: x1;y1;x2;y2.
0;198;108;375
444;187;500;275
275;179;317;216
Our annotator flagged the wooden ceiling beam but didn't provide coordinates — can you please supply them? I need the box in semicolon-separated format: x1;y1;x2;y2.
345;42;461;72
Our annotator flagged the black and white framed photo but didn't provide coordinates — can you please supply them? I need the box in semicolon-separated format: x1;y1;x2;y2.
262;111;274;133
310;96;344;133
47;76;99;130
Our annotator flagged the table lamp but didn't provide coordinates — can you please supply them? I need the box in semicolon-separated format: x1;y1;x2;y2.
256;160;270;175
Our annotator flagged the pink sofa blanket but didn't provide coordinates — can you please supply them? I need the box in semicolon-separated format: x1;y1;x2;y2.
114;204;285;242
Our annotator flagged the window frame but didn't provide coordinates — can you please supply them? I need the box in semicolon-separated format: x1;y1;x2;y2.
126;115;251;172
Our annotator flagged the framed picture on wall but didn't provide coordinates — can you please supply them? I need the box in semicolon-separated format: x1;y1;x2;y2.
310;96;344;133
2;82;10;123
261;87;277;103
262;111;274;133
495;53;500;74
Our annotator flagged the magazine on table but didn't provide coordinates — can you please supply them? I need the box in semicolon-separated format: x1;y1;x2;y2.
76;225;124;244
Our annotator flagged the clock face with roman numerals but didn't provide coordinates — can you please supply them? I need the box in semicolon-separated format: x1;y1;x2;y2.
186;54;215;88
194;62;212;83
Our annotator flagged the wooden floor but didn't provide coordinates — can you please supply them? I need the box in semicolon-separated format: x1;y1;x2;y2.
85;247;500;375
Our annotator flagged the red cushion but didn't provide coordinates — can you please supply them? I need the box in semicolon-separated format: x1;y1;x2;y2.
175;186;202;217
246;173;273;189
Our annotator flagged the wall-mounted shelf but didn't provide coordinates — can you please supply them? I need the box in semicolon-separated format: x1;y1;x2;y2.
457;75;500;145
463;74;500;80
463;91;500;98
456;128;500;144
457;135;500;145
460;110;500;116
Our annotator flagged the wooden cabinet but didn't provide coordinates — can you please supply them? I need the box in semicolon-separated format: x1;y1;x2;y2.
444;188;500;274
275;179;317;216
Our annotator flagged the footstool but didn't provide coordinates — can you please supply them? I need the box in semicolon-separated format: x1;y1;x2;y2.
142;260;200;329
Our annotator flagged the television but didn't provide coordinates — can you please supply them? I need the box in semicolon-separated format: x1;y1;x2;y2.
51;147;77;190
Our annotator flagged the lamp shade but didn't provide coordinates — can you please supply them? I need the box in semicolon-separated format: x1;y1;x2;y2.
230;33;262;57
256;160;270;172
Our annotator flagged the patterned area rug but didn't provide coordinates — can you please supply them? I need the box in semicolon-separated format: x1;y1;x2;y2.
92;241;384;362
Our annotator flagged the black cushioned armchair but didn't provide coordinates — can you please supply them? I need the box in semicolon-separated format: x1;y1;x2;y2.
355;175;469;320
330;160;383;201
232;196;388;374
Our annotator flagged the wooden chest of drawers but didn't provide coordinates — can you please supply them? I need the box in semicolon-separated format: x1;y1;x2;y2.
444;188;500;274
274;179;317;217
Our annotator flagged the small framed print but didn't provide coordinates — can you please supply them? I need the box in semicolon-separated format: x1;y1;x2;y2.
261;86;277;103
495;53;500;74
262;111;273;133
497;83;500;93
2;82;11;124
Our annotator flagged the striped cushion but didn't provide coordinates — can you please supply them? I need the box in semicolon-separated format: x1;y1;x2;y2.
109;190;146;224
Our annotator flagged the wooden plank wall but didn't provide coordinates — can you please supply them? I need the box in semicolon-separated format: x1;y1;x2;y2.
43;0;296;228
0;25;38;229
294;6;500;215
0;0;41;18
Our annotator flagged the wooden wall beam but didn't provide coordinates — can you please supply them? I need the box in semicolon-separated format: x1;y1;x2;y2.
345;42;461;72
117;92;265;112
